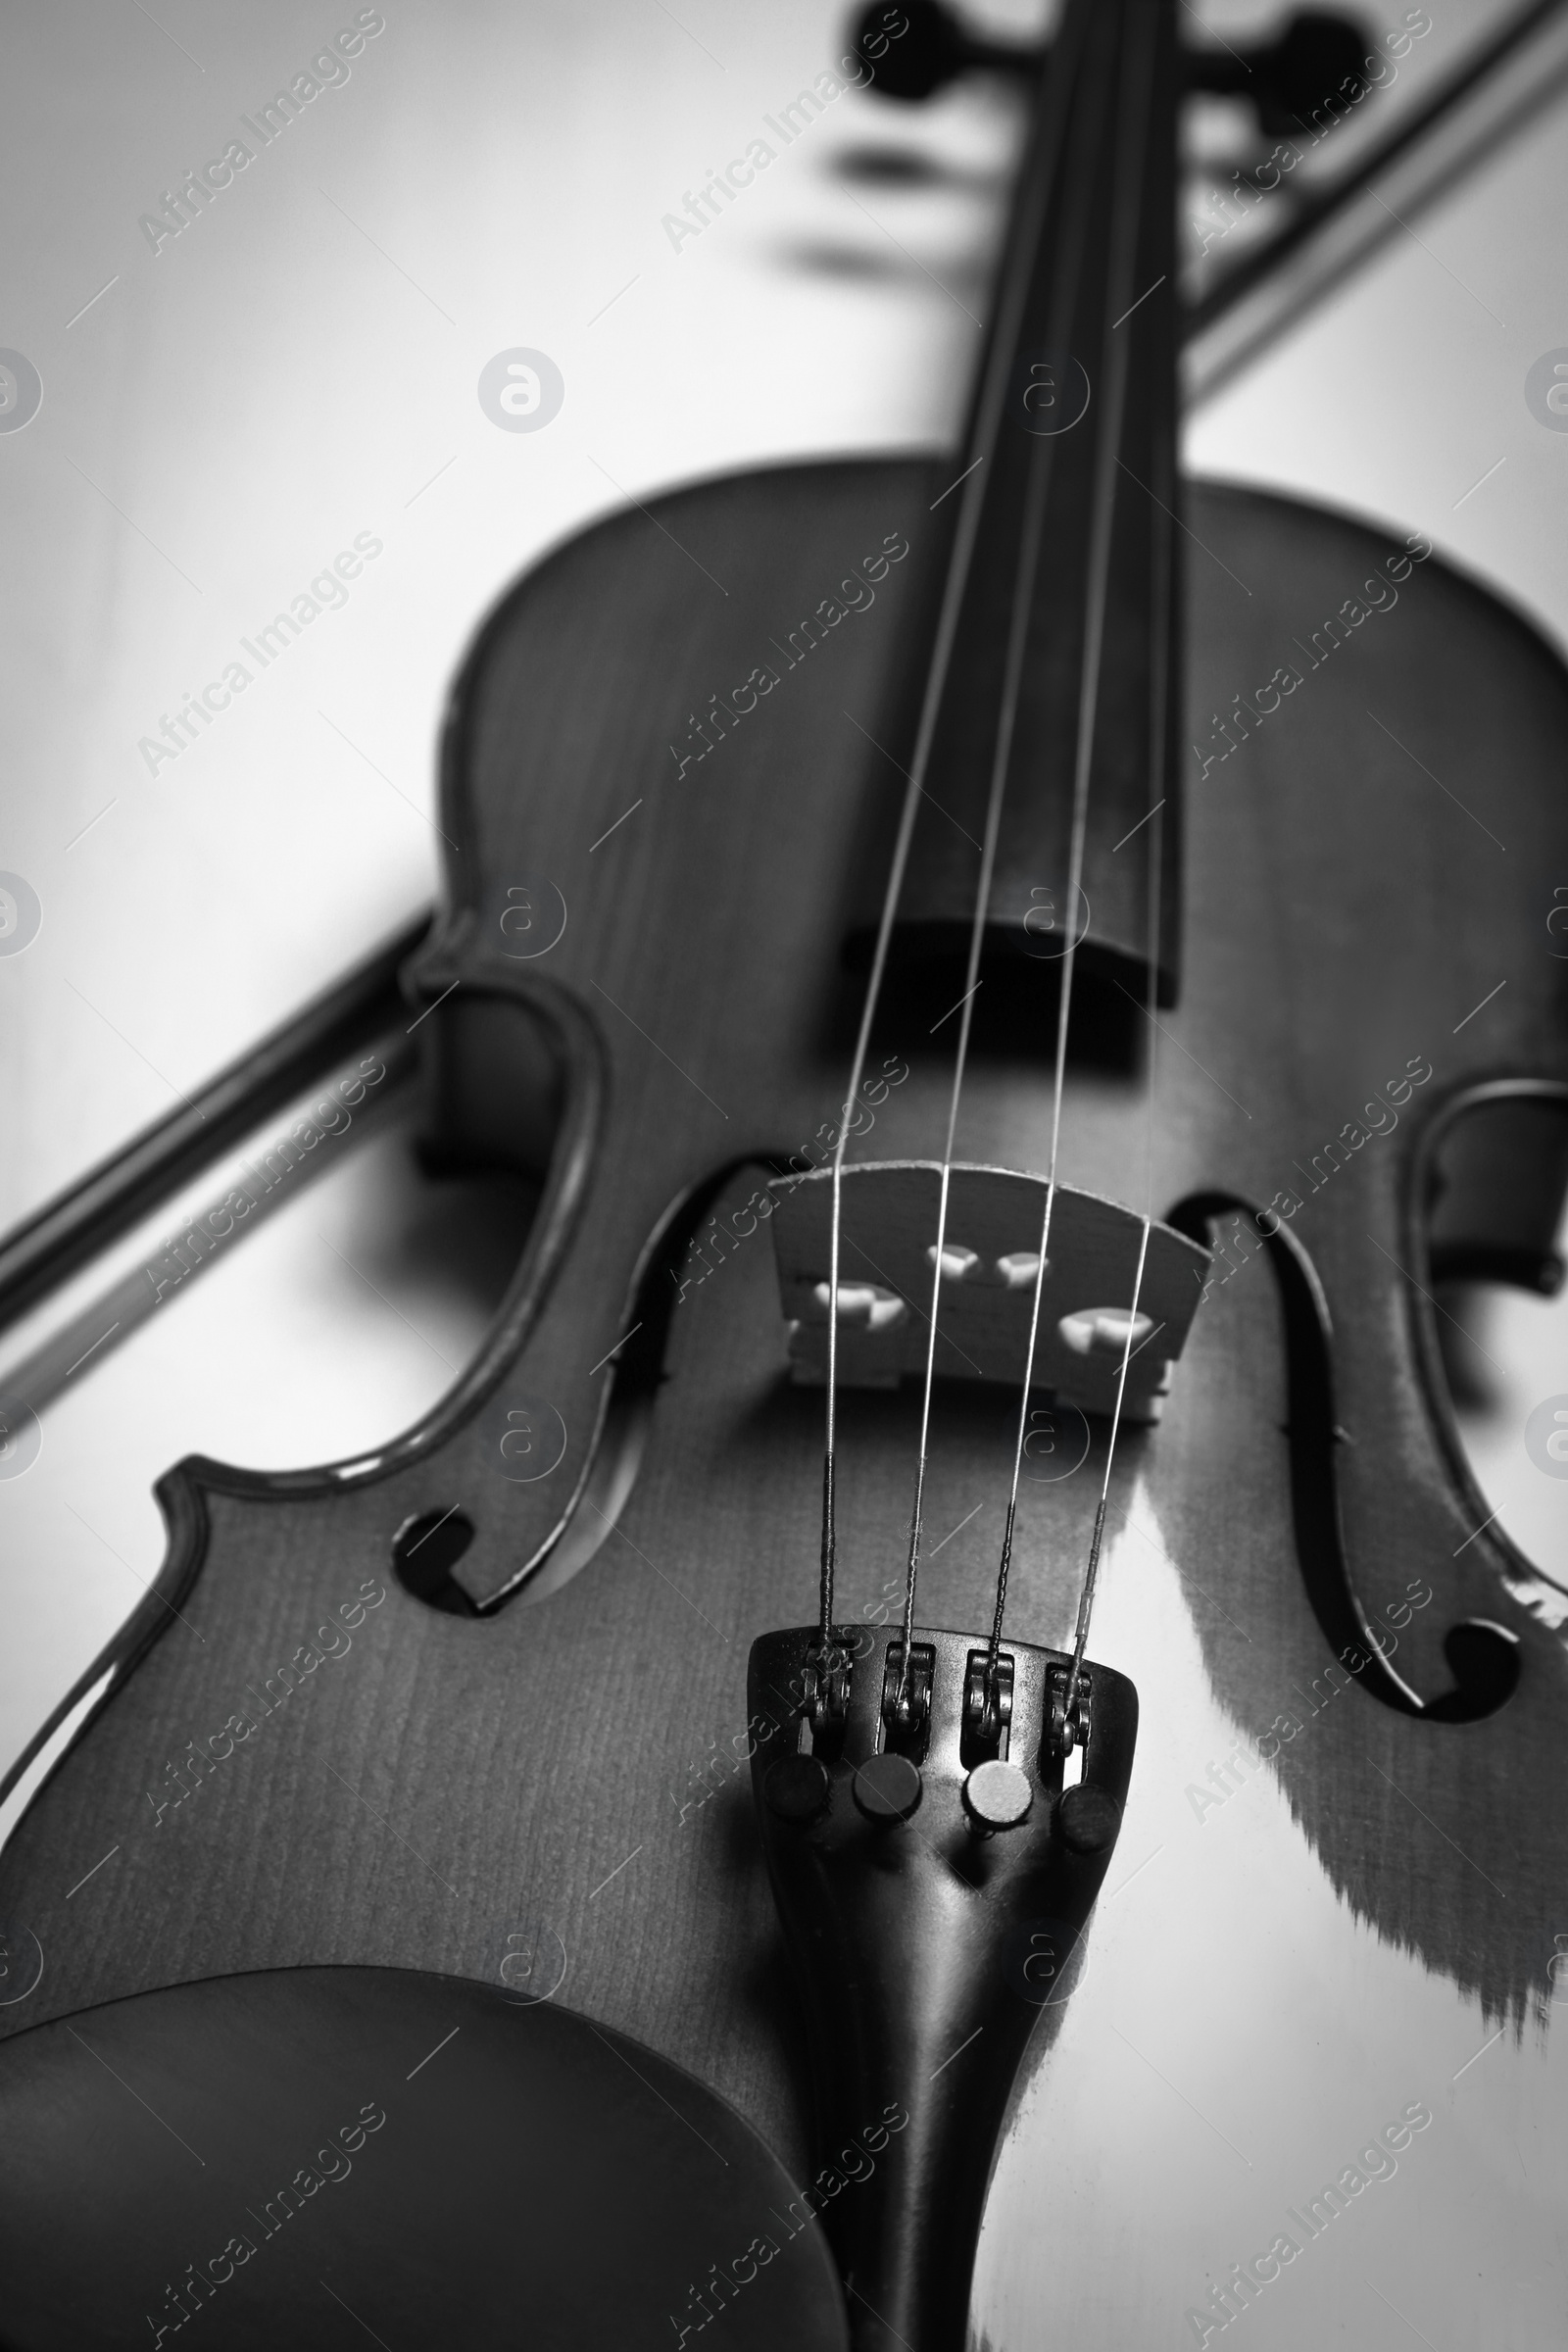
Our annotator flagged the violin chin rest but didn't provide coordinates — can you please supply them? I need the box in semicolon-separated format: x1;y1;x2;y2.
0;1964;848;2351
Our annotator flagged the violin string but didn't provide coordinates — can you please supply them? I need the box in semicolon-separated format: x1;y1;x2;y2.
1066;836;1163;1692
814;19;1087;1652
893;14;1114;1705
1068;1196;1152;1690
817;451;1015;1654
987;0;1164;1691
1066;23;1174;1697
894;416;1068;1702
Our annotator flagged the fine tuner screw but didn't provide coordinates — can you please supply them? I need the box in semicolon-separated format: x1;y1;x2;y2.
854;1752;924;1822
962;1757;1033;1829
763;1752;832;1823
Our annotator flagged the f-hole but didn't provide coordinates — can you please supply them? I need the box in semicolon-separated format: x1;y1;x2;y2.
393;1508;479;1616
1168;1191;1520;1725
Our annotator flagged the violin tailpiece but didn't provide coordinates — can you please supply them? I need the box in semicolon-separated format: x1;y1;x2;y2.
748;1623;1138;2351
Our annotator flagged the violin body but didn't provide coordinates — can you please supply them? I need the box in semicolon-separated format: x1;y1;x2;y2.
3;450;1568;2345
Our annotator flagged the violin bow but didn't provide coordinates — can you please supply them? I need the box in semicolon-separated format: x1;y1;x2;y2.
1186;0;1568;402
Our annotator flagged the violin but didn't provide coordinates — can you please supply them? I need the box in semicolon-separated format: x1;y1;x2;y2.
3;4;1567;2346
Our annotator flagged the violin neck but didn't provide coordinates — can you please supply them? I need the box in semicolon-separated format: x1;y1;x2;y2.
891;0;1182;1009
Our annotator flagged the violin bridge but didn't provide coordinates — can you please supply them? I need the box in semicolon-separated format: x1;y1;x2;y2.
768;1160;1210;1421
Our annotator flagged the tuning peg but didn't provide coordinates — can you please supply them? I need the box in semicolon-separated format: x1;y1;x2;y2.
1192;9;1378;138
848;0;1038;103
850;0;1375;138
